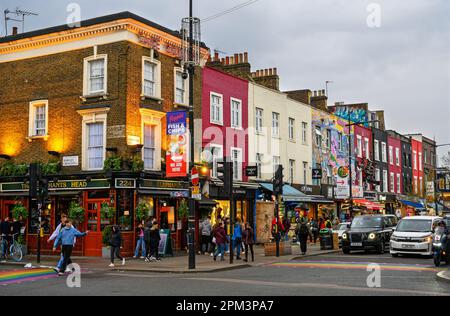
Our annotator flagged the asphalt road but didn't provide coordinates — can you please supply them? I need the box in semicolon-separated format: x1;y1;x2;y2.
1;251;450;296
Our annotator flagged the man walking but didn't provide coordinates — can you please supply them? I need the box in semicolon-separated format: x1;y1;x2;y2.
199;216;212;255
296;217;310;255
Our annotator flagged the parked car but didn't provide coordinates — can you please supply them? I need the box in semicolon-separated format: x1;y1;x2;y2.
390;216;442;258
342;215;394;254
333;222;351;247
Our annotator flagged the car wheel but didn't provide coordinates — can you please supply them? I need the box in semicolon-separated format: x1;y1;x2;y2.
342;248;350;254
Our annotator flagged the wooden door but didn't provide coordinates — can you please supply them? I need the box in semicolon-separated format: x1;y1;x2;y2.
84;201;103;257
1;200;17;220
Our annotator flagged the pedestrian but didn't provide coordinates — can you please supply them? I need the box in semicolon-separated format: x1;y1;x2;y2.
318;218;325;230
223;217;230;254
325;217;332;229
53;220;88;276
48;214;70;273
242;222;255;262
212;222;227;262
133;222;146;259
310;218;319;244
0;217;11;259
232;218;243;260
295;217;310;255
148;219;161;262
109;225;125;268
199;216;212;255
144;218;153;261
282;215;291;241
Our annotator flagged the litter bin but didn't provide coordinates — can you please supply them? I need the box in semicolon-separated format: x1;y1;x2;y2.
319;228;333;250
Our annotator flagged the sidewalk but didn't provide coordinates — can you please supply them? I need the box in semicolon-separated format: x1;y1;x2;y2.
436;270;450;284
0;242;340;274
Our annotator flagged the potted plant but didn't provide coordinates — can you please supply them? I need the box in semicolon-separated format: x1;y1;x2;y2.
12;202;28;221
178;199;189;219
101;202;115;222
103;156;122;171
68;201;85;226
130;156;144;172
41;160;61;176
135;202;150;223
102;225;113;258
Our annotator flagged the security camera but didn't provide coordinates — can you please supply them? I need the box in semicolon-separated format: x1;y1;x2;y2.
182;72;189;80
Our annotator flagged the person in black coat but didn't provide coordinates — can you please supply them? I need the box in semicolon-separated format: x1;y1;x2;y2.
109;225;125;268
148;219;161;262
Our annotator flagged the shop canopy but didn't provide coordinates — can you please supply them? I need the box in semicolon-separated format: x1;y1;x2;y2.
399;199;425;209
427;202;450;212
258;183;334;204
353;199;384;210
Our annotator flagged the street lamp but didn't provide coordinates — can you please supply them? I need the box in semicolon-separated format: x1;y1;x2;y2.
345;116;379;216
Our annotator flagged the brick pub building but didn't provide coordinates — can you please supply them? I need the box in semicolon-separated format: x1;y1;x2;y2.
0;12;209;256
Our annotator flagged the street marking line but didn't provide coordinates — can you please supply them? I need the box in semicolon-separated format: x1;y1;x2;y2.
271;261;442;272
184;277;450;296
0;268;57;285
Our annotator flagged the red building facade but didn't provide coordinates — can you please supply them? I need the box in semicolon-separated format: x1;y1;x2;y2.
410;138;424;197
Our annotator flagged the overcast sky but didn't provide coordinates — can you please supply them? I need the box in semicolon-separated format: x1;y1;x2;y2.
2;0;449;163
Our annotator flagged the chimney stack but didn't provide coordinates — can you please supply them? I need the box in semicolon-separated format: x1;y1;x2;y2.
252;67;280;91
12;27;18;36
310;89;328;111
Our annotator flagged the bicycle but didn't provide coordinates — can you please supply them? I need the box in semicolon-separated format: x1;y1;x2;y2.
0;233;23;262
0;234;7;261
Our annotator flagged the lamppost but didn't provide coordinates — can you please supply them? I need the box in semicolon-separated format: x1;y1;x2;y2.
345;115;379;216
435;143;450;214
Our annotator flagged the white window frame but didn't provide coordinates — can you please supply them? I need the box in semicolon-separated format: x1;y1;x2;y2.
414;176;418;194
390;172;395;193
383;170;388;193
256;108;263;133
375;168;381;192
78;108;109;171
326;129;332;149
337;132;343;151
389;146;394;165
302;122;308;144
374;140;379;161
256;153;263;180
210;92;223;125
272;112;280;138
174;67;189;106
208;144;224;178
364;137;369;159
273;156;281;175
303;162;308;185
413;150;417;170
381;142;387;163
397;173;401;193
395;148;400;166
28;100;49;139
141;56;161;99
289;159;295;184
83;54;108;96
419;176;423;195
357;135;362;158
315;126;322;147
288;118;295;141
419;152;422;171
231;147;243;181
230;98;243;129
140;109;164;171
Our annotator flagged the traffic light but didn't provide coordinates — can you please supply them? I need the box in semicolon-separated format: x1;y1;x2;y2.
216;158;233;196
29;163;41;197
273;164;283;196
39;178;49;199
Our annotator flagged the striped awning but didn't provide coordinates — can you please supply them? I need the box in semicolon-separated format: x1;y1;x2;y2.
353;199;384;210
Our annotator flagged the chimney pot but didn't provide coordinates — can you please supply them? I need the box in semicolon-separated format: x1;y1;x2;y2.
214;51;219;61
12;27;18;36
274;68;278;75
226;57;230;65
244;52;248;63
221;58;225;64
234;54;239;64
230;56;234;65
239;53;243;63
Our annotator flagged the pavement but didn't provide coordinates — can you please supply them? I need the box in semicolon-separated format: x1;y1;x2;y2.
0;242;340;273
436;270;450;284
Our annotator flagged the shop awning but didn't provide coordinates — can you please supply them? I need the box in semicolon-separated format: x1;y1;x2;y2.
199;195;218;206
399;199;425;209
427;203;450;212
259;183;334;203
353;199;383;210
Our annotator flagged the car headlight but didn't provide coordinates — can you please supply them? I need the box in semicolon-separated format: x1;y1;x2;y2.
424;236;433;243
368;233;377;240
342;233;348;240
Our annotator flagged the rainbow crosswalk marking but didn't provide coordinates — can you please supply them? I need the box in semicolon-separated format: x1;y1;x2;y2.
0;268;57;285
271;260;444;272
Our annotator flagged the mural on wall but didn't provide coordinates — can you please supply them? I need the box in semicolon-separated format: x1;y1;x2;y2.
311;110;355;184
332;107;368;127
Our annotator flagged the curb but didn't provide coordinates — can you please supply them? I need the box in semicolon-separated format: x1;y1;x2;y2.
112;263;252;274
436;271;450;284
290;249;341;261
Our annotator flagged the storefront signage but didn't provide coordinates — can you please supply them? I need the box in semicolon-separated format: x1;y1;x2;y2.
170;191;189;198
298;185;321;195
245;166;258;177
192;186;201;200
48;179;110;190
115;178;136;189
0;182;29;192
166;111;188;178
138;32;182;59
426;181;435;199
312;169;323;179
140;179;189;190
62;156;79;167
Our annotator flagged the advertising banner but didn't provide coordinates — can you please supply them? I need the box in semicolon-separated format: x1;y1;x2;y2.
166;111;188;178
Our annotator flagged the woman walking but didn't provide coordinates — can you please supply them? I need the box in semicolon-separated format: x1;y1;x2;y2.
242;222;255;262
296;217;310;255
134;222;146;259
53;220;88;276
109;225;125;268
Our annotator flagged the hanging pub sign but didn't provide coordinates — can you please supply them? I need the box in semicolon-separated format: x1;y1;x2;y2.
312;169;323;179
166;111;188;178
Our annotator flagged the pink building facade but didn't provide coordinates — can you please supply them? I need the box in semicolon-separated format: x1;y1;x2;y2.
410;138;424;197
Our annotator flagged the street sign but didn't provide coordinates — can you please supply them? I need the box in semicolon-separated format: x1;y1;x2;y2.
245;166;258;177
312;169;323;179
191;167;199;186
192;185;201;200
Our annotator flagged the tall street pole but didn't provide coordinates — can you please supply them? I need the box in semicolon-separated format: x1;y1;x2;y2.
187;0;196;270
347;115;354;216
435;144;450;215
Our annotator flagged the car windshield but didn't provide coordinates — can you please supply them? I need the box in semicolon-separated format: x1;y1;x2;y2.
396;219;432;232
351;217;382;228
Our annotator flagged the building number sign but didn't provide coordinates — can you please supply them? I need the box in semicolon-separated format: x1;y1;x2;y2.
115;178;136;189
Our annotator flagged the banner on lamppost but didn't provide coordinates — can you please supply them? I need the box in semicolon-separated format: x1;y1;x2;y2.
426;181;435;201
166;111;188;178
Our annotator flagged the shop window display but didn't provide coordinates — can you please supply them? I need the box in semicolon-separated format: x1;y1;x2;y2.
117;190;134;231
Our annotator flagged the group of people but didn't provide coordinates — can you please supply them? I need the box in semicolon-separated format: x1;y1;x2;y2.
133;218;161;263
199;216;255;263
0;216;23;260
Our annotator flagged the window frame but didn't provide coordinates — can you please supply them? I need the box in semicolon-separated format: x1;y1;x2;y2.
255;108;264;133
231;147;243;181
288;118;295;141
230;97;243;129
289;159;295;184
141;56;162;100
374;140;379;161
174;67;189;107
28;100;49;139
395;148;400;166
381;142;387;163
272;112;280;138
83;54;108;96
357;135;363;158
302;122;308;145
389;146;394;165
140;109;164;171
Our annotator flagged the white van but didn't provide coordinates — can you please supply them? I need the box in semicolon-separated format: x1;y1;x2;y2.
390;216;442;257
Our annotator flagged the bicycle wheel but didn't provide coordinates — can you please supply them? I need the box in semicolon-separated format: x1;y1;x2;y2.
10;243;23;262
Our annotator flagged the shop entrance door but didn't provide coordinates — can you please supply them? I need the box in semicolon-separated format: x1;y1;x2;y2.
84;200;103;257
1;200;17;220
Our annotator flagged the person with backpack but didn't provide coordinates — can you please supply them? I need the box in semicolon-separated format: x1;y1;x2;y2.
109;225;125;268
310;218;319;244
144;219;153;262
295;217;310;255
232;218;243;260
